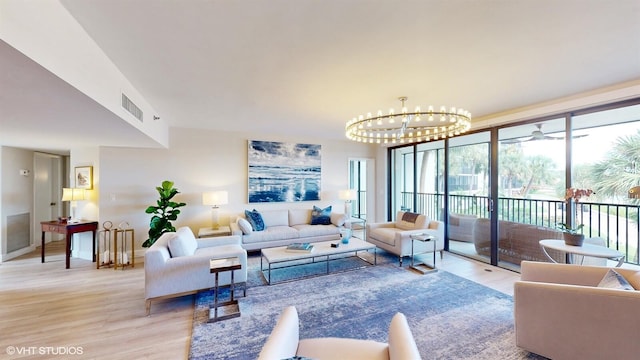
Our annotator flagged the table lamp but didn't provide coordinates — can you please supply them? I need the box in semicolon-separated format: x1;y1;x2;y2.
339;189;357;217
61;188;86;223
203;191;228;229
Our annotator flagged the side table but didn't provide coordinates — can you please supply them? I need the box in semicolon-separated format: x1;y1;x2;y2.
199;226;232;238
41;220;98;269
409;233;438;274
539;239;625;267
348;217;366;239
209;257;243;323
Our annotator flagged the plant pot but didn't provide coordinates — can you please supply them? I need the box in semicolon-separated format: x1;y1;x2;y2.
563;233;585;246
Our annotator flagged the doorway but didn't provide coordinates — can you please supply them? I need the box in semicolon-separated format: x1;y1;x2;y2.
34;152;65;245
348;158;374;220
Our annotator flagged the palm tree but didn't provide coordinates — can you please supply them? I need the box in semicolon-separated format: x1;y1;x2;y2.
589;130;640;202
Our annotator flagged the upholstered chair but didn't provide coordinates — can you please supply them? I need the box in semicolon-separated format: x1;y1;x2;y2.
258;306;422;360
366;211;444;266
515;261;640;360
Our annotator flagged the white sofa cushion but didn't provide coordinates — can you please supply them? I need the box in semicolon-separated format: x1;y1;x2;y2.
261;210;290;227
242;226;299;244
294;224;340;238
298;338;389;360
168;227;198;257
289;209;311;226
370;228;401;246
331;212;347;227
395;211;428;230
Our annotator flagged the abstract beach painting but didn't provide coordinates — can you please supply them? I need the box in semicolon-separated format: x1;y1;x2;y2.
248;140;321;203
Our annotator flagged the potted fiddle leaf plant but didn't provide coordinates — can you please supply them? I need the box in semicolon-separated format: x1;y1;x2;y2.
557;187;594;246
143;180;187;247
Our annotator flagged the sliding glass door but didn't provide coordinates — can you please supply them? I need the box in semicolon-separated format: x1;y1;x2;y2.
388;99;640;269
447;132;491;263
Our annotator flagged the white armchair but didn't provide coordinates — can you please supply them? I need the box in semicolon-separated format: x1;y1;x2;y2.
366;211;444;266
515;261;640;359
144;226;247;315
258;306;422;360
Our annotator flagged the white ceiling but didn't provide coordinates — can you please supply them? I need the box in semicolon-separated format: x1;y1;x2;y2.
2;0;640;154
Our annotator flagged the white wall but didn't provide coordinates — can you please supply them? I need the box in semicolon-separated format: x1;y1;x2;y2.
0;146;34;261
0;0;169;147
97;128;377;250
68;146;99;260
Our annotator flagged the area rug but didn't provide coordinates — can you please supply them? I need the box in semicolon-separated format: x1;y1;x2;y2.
189;258;546;360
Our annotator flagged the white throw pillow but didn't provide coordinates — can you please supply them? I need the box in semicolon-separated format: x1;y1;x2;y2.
237;218;253;235
597;269;635;290
331;212;347;227
168;228;198;257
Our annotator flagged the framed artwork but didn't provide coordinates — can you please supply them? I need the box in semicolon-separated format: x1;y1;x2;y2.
75;166;93;189
248;140;321;203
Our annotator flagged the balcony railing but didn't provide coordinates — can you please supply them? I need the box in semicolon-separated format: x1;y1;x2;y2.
400;192;640;265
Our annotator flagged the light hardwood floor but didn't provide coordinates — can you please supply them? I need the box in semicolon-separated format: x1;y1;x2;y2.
0;240;519;359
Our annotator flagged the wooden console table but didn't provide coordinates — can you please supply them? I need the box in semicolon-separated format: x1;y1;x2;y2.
41;220;99;269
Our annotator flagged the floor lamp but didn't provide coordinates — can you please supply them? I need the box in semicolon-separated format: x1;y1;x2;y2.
203;191;229;229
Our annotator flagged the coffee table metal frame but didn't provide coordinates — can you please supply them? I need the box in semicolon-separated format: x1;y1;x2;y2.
209;257;244;323
539;239;625;267
409;233;438;274
260;238;377;285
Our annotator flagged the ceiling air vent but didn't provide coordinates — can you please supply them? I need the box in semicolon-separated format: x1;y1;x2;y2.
122;93;143;122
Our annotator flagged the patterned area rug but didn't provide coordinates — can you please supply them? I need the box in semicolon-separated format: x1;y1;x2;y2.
189;253;545;360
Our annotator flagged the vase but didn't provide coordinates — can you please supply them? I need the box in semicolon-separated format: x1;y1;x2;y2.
563;233;584;246
340;228;351;244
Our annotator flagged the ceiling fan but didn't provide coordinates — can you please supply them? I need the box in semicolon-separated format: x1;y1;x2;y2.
501;124;587;144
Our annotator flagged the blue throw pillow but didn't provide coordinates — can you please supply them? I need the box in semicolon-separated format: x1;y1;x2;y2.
244;209;265;231
311;205;332;225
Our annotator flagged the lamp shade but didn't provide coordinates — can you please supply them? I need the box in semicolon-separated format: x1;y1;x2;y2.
339;189;357;201
203;191;229;206
61;188;86;201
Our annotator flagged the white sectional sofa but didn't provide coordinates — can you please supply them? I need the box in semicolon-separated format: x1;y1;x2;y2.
144;226;247;315
229;208;347;251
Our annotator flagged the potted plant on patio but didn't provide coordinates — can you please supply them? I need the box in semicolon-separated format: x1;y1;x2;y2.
556;187;594;246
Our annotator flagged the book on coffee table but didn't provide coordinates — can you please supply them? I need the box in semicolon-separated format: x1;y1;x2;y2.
286;242;314;253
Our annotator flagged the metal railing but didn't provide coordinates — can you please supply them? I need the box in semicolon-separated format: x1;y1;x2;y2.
400;192;640;265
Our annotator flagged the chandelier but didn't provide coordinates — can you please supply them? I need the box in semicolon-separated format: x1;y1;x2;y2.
345;97;472;145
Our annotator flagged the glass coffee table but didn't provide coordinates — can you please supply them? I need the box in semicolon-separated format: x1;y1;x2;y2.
260;238;377;285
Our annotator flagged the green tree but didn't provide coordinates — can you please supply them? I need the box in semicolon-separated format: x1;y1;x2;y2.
521;155;557;197
448;144;489;193
589;130;640;202
498;144;527;196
